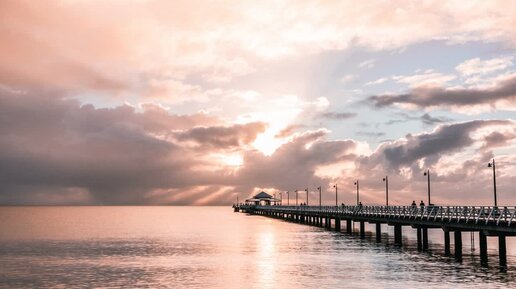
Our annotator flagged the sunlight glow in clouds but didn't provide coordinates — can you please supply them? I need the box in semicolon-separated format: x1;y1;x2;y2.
0;0;515;205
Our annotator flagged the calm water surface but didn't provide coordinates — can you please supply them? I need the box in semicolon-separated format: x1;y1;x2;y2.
0;206;515;288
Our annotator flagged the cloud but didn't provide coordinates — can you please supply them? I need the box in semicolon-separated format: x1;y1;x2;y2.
480;130;516;151
174;122;267;149
340;74;357;83
0;91;230;204
358;59;376;69
274;124;305;138
386;112;452;126
356;131;385;138
365;77;388;86
392;70;456;87
420;113;451;125
0;91;514;205
1;1;515;206
353;120;516;205
456;56;513;76
235;130;358;191
378;121;508;170
369;74;516;110
319;111;357;120
3;0;516;102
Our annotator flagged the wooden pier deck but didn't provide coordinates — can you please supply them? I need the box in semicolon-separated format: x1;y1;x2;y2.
234;204;516;270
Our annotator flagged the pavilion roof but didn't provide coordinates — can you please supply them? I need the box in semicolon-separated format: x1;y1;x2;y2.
253;191;273;199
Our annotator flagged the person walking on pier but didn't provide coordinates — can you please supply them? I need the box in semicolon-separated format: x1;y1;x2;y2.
419;200;425;213
411;200;416;209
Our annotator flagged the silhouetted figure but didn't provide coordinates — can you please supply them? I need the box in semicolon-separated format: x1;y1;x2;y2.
420;200;425;208
358;202;363;210
411;200;417;209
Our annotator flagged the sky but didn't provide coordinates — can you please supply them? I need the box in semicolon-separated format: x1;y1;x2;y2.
0;0;515;206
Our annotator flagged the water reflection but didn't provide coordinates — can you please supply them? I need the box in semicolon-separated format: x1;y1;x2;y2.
0;206;515;288
256;230;276;289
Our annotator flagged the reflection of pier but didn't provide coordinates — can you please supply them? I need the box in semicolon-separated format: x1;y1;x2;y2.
233;204;516;270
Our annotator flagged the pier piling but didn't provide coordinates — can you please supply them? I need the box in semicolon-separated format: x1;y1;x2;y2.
394;224;402;246
499;234;507;270
454;231;462;261
479;231;488;266
422;227;428;250
346;219;352;234
444;231;450;255
417;227;422;251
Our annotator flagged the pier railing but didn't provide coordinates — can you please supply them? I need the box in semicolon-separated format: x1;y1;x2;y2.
236;205;516;226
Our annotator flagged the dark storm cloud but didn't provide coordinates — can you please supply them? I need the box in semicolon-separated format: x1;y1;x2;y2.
368;120;513;171
1;91;514;205
369;75;516;108
0;92;229;204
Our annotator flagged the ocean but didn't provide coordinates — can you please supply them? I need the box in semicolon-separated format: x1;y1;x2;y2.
0;206;515;288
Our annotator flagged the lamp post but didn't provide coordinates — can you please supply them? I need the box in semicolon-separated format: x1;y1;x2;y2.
333;184;338;206
317;186;322;208
382;176;388;206
354;180;360;205
295;190;298;206
423;169;431;205
488;159;497;206
305;188;308;205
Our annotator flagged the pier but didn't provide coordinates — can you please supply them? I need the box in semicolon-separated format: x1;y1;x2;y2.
234;204;516;270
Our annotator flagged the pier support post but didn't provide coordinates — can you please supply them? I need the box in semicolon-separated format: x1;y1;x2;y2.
335;218;341;231
417;227;422;251
375;223;381;243
346;219;352;234
360;221;365;239
422;227;428;250
479;230;487;266
454;231;462;261
444;231;450;255
327;218;331;229
394;224;402;246
499;234;507;270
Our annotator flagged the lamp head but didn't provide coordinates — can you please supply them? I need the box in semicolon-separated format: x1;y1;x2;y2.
424;172;427;176
382;178;386;181
488;163;492;168
354;182;357;185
